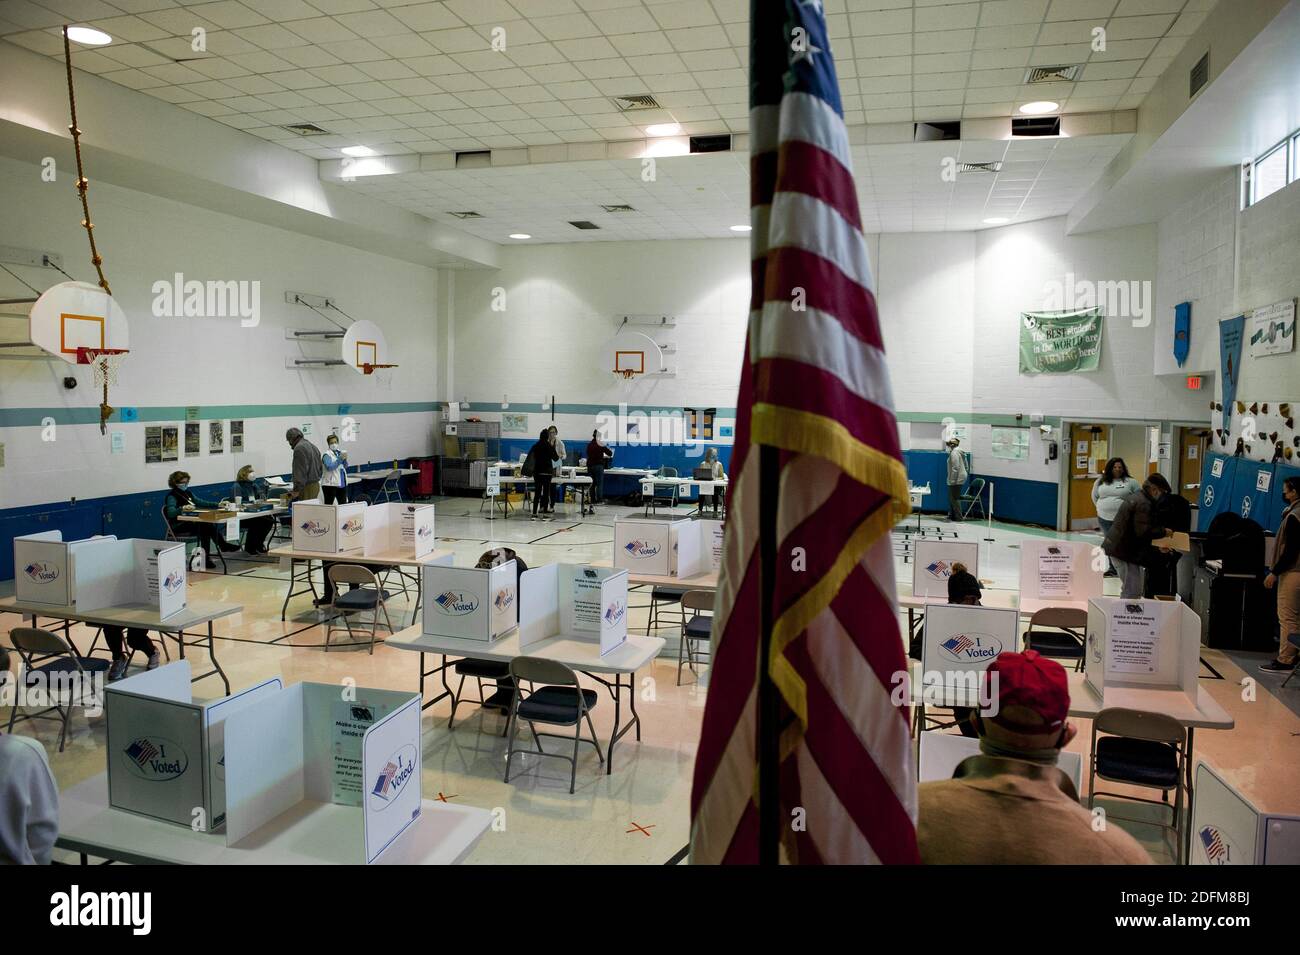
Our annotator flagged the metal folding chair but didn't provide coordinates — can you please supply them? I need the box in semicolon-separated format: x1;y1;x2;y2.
7;627;111;752
504;656;604;794
959;477;986;520
1024;607;1087;671
324;564;394;655
678;590;714;685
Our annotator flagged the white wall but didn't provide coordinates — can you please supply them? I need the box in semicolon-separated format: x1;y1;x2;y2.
1236;178;1300;400
0;155;442;509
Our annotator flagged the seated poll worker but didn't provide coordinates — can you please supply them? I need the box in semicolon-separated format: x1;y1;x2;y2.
229;465;275;555
698;447;726;515
103;626;160;682
321;433;349;505
916;650;1151;865
163;470;235;569
446;548;533;714
0;647;60;864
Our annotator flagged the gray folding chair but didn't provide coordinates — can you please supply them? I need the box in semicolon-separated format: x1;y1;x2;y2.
678;590;714;685
504;656;604;794
1024;607;1087;671
324;564;394;655
1087;707;1188;862
7;627;111;752
959;477;986;519
378;469;403;503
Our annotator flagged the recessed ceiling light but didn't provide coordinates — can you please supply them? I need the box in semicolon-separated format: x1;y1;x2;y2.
341;145;376;157
730;225;752;232
509;233;531;240
983;217;1010;225
66;26;112;45
645;122;681;137
1018;101;1059;115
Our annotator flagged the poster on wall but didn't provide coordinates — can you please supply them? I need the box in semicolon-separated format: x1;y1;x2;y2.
145;426;162;464
1219;315;1245;432
161;426;179;463
231;419;244;452
1019;308;1103;374
501;413;529;434
990;427;1030;460
185;422;200;456
1248;299;1296;357
209;420;224;454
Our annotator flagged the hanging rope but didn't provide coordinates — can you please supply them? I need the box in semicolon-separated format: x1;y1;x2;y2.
63;24;111;296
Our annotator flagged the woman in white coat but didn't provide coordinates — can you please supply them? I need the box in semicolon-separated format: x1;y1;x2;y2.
1092;457;1141;577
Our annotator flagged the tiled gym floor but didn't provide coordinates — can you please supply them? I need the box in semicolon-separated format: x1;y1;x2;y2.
2;496;1296;864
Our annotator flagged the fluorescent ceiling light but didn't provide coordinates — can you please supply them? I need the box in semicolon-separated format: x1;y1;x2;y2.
340;145;376;157
982;217;1010;225
645;122;681;137
642;138;689;158
66;26;111;45
730;225;752;232
1018;101;1059;115
509;233;531;240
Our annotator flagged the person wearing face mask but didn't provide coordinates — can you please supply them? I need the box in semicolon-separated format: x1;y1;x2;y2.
1261;476;1300;674
230;465;275;555
321;434;350;505
163;470;234;569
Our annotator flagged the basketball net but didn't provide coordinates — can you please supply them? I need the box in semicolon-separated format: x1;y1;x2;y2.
80;347;127;434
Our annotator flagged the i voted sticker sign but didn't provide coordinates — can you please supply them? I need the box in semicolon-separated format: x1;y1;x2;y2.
624;539;661;559
925;560;952;579
340;517;364;537
939;632;1002;662
435;590;479;616
368;745;418;811
493;588;515;612
299;520;329;537
162;570;185;594
604;601;626;626
122;737;188;782
23;562;60;585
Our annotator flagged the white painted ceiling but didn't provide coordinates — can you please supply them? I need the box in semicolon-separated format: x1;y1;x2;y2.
343;134;1131;239
0;0;1214;241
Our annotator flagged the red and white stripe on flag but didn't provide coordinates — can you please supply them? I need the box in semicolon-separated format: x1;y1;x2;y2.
689;0;918;865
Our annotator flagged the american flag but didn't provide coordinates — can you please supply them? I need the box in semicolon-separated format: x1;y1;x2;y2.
372;761;399;798
943;635;975;656
125;739;159;767
690;0;917;864
1200;827;1228;863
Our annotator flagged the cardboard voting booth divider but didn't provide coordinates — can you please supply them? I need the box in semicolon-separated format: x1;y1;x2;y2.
105;661;282;830
919;731;1082;791
1227;458;1276;525
612;516;703;577
364;502;436;557
422;561;518;642
222;683;422;864
520;563;630;657
1084;597;1199;702
14;532;188;618
291;501;367;554
1018;538;1102;604
700;518;725;572
1198;452;1236;526
920;602;1020;693
1191;762;1300;865
912;539;980;599
1264;462;1300;533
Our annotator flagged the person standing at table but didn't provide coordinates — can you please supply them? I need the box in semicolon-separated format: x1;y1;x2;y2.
321;433;349;505
527;428;560;522
945;437;968;522
285;428;323;503
1261;476;1300;674
548;425;567;509
1092;457;1141;578
585;429;613;505
1103;476;1168;599
1150;473;1191;599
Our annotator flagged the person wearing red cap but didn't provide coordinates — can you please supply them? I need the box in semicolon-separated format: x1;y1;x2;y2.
916;650;1151;864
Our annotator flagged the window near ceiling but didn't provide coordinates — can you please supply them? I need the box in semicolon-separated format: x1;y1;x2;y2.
1242;130;1297;208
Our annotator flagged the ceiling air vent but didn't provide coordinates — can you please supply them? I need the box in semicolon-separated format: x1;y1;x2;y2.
455;150;491;169
283;123;330;136
689;134;732;153
448;211;483;219
569;221;601;230
600;204;636;213
915;121;960;142
956;161;1002;174
1012;116;1061;137
1023;64;1081;84
610;94;662;112
1190;52;1209;98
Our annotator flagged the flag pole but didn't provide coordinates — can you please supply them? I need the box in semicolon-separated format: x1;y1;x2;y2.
758;443;780;864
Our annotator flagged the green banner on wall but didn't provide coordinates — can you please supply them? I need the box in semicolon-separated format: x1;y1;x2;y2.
1019;308;1103;374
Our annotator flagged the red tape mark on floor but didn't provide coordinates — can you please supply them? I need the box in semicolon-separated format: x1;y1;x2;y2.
436;792;458;802
626;822;656;836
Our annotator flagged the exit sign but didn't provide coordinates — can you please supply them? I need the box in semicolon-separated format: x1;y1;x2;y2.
1186;376;1202;390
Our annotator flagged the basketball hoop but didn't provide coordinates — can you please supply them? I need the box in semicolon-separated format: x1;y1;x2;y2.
361;363;398;376
77;346;128;434
615;368;637;380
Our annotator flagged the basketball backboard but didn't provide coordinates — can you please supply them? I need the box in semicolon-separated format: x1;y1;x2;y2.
341;319;396;375
614;350;645;377
29;281;129;364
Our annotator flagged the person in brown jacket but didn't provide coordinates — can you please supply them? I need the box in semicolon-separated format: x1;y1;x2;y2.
1102;476;1168;599
917;649;1152;865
